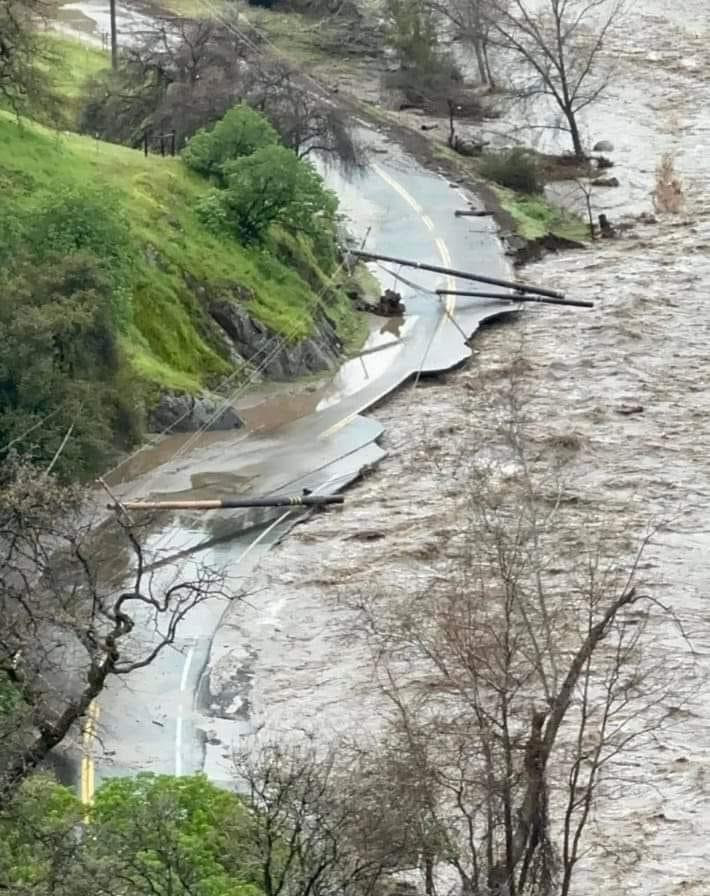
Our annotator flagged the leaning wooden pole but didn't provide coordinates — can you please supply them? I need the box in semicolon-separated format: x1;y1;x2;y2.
436;289;594;309
117;494;345;512
350;249;565;300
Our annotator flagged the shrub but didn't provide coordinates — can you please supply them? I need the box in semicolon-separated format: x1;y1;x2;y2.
206;145;337;245
22;186;135;328
479;147;544;194
384;59;469;115
182;104;279;183
386;0;439;72
0;253;138;478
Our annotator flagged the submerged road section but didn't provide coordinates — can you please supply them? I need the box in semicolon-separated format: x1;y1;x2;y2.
78;142;518;799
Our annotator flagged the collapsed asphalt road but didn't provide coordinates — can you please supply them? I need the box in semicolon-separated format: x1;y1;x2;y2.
74;140;528;796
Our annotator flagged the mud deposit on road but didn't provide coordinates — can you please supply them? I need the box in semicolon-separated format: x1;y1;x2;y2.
210;5;710;890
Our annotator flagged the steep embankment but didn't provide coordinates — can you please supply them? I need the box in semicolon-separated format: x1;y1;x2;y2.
0;110;366;454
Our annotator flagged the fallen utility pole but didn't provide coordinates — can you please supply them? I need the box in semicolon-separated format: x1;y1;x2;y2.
436;289;594;309
350;249;564;300
116;494;345;512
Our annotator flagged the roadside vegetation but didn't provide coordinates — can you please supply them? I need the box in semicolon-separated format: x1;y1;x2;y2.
1;110;363;477
0;17;367;479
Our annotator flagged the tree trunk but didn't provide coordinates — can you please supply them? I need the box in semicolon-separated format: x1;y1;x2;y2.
0;663;107;802
423;852;435;896
473;36;488;85
483;42;495;89
566;106;584;159
447;98;456;148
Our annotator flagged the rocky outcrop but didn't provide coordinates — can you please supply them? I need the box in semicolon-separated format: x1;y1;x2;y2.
149;280;347;433
209;299;342;380
148;391;243;434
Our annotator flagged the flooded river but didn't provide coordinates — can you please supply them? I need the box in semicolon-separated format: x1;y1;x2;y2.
210;3;710;893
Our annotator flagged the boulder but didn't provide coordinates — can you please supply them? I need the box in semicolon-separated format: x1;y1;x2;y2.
591;176;620;187
593;139;615;152
149;391;243;434
452;138;486;157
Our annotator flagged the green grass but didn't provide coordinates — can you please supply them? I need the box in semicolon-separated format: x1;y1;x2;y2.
46;35;109;97
31;34;111;127
157;0;226;15
350;262;381;304
492;186;588;242
250;8;331;65
0;112;363;392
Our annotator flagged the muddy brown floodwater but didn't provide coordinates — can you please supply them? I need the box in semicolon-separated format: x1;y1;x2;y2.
207;4;710;893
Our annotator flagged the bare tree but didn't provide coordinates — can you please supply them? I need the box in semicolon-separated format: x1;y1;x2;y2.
243;59;362;169
426;0;499;86
79;15;360;168
234;742;410;896
349;369;688;896
0;462;228;802
483;0;626;158
79;15;252;148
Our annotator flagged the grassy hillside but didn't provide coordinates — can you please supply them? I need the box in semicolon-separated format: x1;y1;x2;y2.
45;36;110;123
0;112;364;395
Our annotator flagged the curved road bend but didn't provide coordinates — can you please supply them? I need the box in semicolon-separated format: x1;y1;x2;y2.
76;144;517;796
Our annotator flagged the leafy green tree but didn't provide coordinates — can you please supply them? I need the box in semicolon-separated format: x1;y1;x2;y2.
0;777;85;895
211;145;337;244
182;104;279;183
88;774;264;896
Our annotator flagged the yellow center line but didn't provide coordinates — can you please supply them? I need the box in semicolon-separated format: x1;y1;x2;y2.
81;700;100;807
319;410;359;440
371;162;423;215
80;756;88;805
435;237;457;311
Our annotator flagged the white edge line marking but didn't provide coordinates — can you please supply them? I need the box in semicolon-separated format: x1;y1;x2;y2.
180;645;195;693
237;510;292;563
237;472;339;564
422;215;435;232
175;645;195;776
175;717;183;776
174;475;339;775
